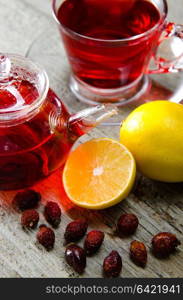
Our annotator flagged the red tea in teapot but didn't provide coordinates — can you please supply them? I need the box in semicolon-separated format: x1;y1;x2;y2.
0;54;116;190
57;0;161;88
0;85;73;190
0;82;101;190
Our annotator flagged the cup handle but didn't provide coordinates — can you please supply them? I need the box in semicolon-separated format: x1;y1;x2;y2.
148;22;183;74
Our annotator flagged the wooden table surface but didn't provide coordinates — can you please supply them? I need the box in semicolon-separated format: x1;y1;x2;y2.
0;0;182;278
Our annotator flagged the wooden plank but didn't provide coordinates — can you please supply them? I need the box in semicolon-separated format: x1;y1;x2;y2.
0;0;182;278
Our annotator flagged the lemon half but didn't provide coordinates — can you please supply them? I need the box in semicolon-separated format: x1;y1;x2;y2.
63;138;136;209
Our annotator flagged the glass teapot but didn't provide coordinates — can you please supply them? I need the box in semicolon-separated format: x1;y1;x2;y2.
0;54;117;190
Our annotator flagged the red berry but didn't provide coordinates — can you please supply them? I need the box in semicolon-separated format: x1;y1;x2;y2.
103;250;122;278
21;209;39;230
152;232;181;258
65;244;86;274
117;213;139;236
44;201;61;228
64;219;88;242
12;190;41;211
37;225;55;251
84;230;104;255
130;240;147;268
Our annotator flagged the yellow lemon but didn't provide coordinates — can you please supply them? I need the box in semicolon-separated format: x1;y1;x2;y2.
63;138;136;209
120;100;183;182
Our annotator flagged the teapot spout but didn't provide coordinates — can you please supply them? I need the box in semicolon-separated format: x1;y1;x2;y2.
68;105;118;137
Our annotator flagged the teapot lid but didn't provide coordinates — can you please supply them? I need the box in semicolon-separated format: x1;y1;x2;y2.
0;53;49;125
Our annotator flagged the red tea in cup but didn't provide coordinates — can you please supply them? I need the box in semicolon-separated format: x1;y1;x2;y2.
53;0;183;105
57;1;160;88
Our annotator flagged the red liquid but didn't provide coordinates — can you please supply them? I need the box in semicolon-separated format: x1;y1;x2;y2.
0;83;85;190
58;0;161;89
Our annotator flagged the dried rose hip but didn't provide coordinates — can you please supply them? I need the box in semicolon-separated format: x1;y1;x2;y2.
130;240;147;268
84;230;104;255
65;244;86;274
21;209;39;230
12;190;41;211
64;219;88;242
152;232;181;258
117;213;139;236
103;250;122;278
37;225;55;251
44;201;61;228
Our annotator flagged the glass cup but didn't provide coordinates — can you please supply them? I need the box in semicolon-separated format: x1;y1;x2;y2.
52;0;183;106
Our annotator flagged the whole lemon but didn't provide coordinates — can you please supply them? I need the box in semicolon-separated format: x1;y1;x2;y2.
120;101;183;182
